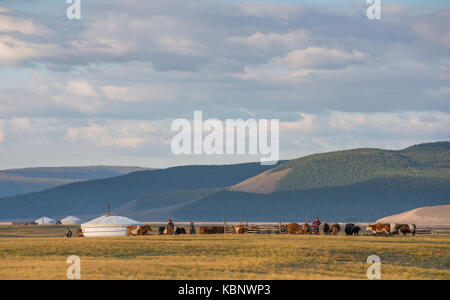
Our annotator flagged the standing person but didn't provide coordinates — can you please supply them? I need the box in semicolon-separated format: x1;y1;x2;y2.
312;217;321;235
189;221;196;235
167;219;175;235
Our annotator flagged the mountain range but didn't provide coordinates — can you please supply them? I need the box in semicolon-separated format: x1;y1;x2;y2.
0;142;448;222
0;166;153;197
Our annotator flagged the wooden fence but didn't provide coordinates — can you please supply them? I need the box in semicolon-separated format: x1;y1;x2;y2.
222;220;450;236
415;226;450;236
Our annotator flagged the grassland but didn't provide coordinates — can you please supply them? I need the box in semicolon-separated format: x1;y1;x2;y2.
0;226;448;280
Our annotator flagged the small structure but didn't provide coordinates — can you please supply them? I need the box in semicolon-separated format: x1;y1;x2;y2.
35;216;57;225
61;216;82;225
81;215;143;237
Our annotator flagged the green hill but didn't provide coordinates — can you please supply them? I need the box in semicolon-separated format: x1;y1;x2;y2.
271;142;450;191
0;142;448;222
171;176;450;222
0;163;275;219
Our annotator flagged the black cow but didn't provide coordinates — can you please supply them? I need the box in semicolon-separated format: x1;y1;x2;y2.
323;223;331;235
159;226;166;235
175;227;186;235
344;223;361;236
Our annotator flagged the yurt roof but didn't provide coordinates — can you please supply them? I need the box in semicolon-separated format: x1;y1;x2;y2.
82;215;142;226
61;216;82;224
35;217;56;224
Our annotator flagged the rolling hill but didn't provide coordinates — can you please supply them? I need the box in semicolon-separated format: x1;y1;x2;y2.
0;142;448;222
0;163;276;220
376;205;450;226
0;166;153;197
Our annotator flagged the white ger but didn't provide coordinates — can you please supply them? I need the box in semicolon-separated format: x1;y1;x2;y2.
35;216;57;225
61;216;83;225
81;215;143;237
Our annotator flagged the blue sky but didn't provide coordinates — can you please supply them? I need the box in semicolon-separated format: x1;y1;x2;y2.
0;0;449;168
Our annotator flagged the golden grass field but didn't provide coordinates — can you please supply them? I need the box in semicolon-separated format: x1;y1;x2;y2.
0;225;448;280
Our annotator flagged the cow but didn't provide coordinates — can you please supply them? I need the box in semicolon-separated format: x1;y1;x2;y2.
323;223;331;235
126;225;152;236
366;223;391;236
331;223;340;235
232;225;248;234
199;226;225;234
393;224;416;236
175;227;187;235
159;226;166;235
344;224;361;236
287;223;302;234
301;223;311;235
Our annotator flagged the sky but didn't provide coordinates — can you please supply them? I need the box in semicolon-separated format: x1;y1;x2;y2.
0;0;449;169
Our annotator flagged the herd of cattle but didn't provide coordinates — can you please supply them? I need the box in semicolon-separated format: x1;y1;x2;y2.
125;223;416;236
285;222;416;236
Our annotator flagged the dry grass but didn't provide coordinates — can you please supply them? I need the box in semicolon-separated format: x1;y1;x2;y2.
0;226;448;280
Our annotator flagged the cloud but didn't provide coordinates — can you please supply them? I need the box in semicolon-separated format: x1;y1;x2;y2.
229;30;310;50
0;35;55;65
11;118;30;130
67;80;97;97
0;1;449;168
281;113;317;133
281;111;450;137
64;121;158;149
157;35;206;56
426;86;450;98
0;13;44;34
0;120;4;143
412;10;450;49
273;47;366;71
101;85;129;101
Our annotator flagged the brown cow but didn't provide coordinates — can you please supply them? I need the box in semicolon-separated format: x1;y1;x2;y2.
199;226;225;234
393;224;416;236
366;223;391;236
232;225;248;234
126;225;152;236
301;223;311;235
286;223;301;234
331;223;340;235
323;223;331;235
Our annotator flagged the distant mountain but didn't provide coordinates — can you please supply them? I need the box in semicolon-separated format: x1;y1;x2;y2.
0;142;448;222
0;166;153;197
0;163;276;219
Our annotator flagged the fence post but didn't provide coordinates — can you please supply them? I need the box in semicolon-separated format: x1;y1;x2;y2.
224;219;227;235
279;221;282;234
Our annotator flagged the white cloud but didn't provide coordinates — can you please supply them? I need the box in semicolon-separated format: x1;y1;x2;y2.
237;2;299;20
101;85;129;101
11;118;30;130
0;120;4;143
65;121;158;149
280;111;450;137
157;35;206;55
413;21;450;49
67;80;97;97
273;47;366;70
281;113;317;134
229;30;310;50
0;35;55;65
0;14;44;34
